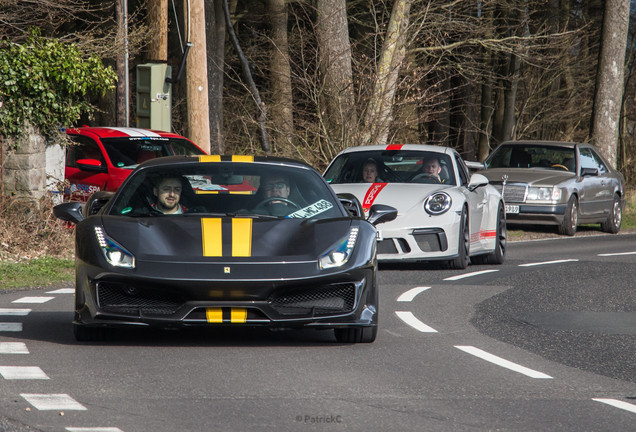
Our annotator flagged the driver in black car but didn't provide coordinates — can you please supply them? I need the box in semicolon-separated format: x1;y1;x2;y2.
152;176;188;214
255;174;295;216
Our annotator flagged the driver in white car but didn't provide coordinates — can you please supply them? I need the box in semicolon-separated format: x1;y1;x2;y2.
421;157;443;182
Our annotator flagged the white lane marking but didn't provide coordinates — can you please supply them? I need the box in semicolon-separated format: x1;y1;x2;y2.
66;429;124;432
444;270;500;281
598;252;636;257
0;323;22;332
0;366;49;380
455;346;553;379
0;308;31;316
397;287;430;302
593;398;636;413
21;394;87;411
12;297;55;304
0;342;29;354
47;288;75;294
519;259;579;267
395;311;438;333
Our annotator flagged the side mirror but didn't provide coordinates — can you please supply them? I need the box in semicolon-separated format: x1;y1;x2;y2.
468;173;489;192
465;161;486;172
337;193;364;218
84;191;115;217
53;202;84;225
580;167;599;177
76;159;107;173
367;204;397;226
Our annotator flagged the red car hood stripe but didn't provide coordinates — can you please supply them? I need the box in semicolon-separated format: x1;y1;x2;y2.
362;183;388;213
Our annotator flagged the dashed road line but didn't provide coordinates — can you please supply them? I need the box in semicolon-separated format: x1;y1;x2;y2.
0;308;31;316
21;394;87;411
395;311;437;333
12;297;55;304
66;428;124;432
455;346;553;379
47;288;75;294
0;323;22;332
598;252;636;257
397;287;430;302
0;342;29;354
0;366;48;380
518;259;578;267
593;398;636;414
444;270;500;281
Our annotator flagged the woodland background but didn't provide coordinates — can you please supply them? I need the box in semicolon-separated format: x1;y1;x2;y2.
1;0;635;179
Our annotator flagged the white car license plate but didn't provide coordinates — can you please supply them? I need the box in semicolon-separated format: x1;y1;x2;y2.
505;205;519;214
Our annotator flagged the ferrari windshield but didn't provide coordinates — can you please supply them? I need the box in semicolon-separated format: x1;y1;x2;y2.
101;137;205;168
486;144;576;170
109;161;344;220
324;150;456;186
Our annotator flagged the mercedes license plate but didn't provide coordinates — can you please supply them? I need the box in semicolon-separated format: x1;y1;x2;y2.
505;205;519;214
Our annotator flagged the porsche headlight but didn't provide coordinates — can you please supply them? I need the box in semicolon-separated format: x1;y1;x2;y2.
318;227;359;269
527;187;562;202
424;192;452;215
94;227;135;268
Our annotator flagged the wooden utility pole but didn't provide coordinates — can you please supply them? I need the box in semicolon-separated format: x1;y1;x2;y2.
115;0;126;126
186;0;211;152
147;0;168;61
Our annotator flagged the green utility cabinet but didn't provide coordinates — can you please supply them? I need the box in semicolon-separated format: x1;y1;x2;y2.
136;63;172;131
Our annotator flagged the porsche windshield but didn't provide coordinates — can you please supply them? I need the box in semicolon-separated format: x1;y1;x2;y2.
101;137;205;168
324;150;456;186
109;162;344;219
486;145;576;170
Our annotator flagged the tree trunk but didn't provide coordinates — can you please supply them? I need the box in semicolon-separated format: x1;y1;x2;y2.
502;52;521;141
147;0;168;62
115;0;126;127
267;0;294;153
186;0;211;152
591;0;630;168
478;8;494;162
206;0;226;154
316;0;357;153
361;0;413;146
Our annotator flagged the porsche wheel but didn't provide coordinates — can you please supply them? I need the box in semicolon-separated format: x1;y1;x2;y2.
448;207;469;270
334;326;377;343
558;195;578;236
600;194;622;234
473;202;506;265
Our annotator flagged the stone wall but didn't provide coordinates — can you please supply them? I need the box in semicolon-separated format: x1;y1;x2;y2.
2;124;47;201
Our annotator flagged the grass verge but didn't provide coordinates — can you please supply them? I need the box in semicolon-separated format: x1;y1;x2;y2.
0;256;74;290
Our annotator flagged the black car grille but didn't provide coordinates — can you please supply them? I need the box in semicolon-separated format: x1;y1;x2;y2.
97;282;185;315
492;184;527;203
268;284;356;316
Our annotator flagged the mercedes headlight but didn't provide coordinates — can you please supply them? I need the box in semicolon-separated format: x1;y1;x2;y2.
318;227;359;269
424;192;452;215
94;227;136;268
527;187;562;202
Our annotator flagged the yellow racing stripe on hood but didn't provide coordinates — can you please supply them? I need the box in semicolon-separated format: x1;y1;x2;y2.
232;218;252;257
201;218;223;257
199;155;221;162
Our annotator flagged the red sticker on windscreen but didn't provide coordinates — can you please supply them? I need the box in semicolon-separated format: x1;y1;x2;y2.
362;183;388;213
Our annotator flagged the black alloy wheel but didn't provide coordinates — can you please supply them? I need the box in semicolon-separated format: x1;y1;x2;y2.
448;207;469;269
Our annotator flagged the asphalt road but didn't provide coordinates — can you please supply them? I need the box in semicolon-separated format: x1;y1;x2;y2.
0;233;635;431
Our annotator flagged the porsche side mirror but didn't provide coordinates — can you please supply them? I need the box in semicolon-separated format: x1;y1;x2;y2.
76;159;107;173
53;202;84;225
337;193;364;218
580;167;599;177
367;204;397;226
468;173;489;192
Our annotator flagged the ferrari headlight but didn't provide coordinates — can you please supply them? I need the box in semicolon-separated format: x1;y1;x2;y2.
94;227;135;268
424;192;452;215
527;187;562;202
318;227;359;269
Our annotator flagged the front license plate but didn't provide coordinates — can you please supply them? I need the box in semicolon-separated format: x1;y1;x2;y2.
505;205;519;214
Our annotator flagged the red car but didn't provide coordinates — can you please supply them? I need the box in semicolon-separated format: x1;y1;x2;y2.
64;127;206;200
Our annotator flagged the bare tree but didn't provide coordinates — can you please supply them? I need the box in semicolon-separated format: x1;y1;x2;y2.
206;0;226;154
591;0;630;168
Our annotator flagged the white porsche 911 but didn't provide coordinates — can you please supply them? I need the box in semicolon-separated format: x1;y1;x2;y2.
324;144;506;269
